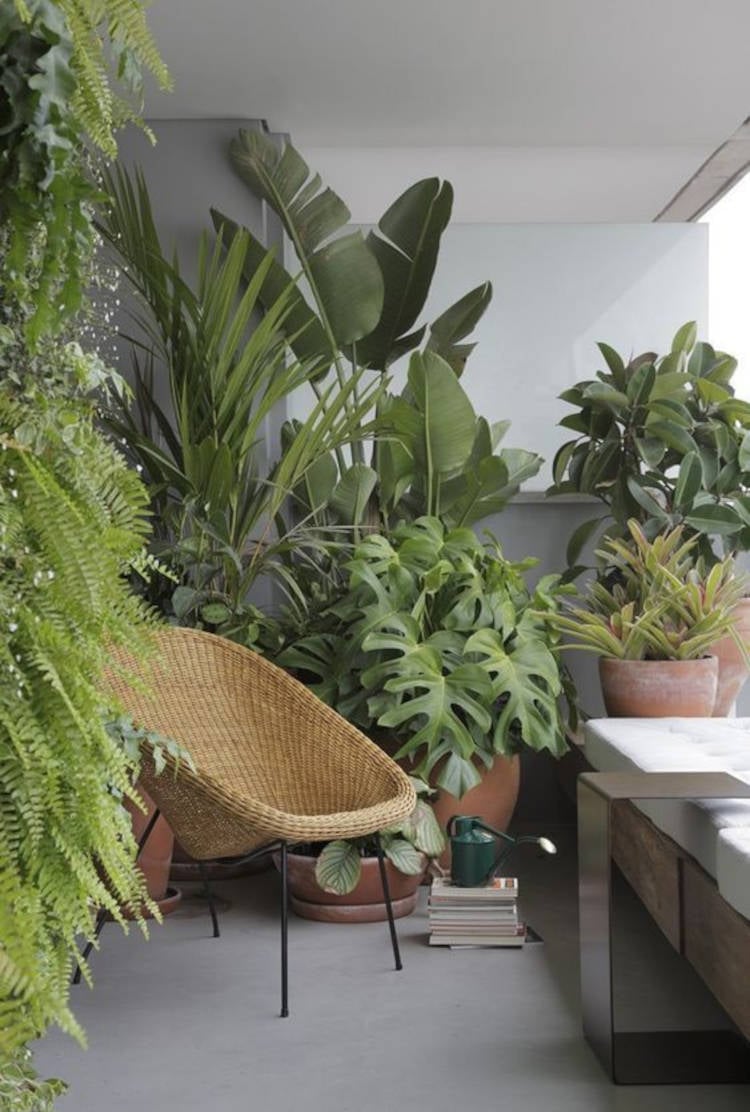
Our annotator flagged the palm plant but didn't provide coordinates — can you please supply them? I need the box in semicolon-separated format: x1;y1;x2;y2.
100;165;383;636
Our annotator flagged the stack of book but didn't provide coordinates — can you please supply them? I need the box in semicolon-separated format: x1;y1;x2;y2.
428;875;525;947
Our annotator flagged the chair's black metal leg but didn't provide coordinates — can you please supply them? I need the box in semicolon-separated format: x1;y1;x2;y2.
72;906;108;985
280;841;289;1017
198;862;220;938
375;833;402;971
72;806;162;986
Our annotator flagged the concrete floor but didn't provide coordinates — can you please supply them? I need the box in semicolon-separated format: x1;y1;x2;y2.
36;829;749;1111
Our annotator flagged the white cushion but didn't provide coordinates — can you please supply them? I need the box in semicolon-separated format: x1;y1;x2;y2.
716;828;750;920
583;718;750;918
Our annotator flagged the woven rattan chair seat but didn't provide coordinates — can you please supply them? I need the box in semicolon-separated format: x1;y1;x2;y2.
108;627;416;860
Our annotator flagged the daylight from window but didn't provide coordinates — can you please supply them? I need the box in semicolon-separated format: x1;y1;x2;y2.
700;172;750;400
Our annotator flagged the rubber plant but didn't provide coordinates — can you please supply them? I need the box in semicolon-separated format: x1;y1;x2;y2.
98;163;384;640
277;517;569;799
549;321;750;572
211;129;541;535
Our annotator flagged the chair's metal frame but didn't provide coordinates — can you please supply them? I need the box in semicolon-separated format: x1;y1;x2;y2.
72;813;403;1017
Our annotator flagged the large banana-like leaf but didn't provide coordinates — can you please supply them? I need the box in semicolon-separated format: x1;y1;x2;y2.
355;178;453;370
227;128;384;347
426;282;493;377
395;351;478;513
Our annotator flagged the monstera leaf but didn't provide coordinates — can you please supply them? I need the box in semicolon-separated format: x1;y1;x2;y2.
465;628;565;756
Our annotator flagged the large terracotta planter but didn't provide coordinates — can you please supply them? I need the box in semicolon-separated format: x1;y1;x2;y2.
599;657;718;718
274;851;424;923
124;787;180;919
430;753;521;869
711;598;750;716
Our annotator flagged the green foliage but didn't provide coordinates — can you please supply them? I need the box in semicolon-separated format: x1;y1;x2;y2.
0;231;157;1110
314;779;445;896
0;1;170;339
99;164;384;642
212;130;536;533
550;322;750;568
0;380;157;1056
0;1047;66;1111
277;517;569;798
544;519;749;661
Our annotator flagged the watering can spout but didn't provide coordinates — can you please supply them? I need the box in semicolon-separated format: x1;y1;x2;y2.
446;815;557;888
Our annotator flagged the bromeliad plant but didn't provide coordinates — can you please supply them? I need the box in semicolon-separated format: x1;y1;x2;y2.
549;321;750;571
277;517;569;799
314;779;446;896
544;520;749;661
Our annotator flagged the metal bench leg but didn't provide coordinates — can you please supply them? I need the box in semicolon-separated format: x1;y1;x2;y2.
375;833;402;971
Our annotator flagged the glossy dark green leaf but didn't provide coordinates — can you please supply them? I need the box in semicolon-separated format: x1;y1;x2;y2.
684;503;743;536
634;437;666;469
626;362;655;405
673;451;703;511
645;420;697;455
552;439;579;487
566;516;606;566
597;341;626;384
625;477;669;522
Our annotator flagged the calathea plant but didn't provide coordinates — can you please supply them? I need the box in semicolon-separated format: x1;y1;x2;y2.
212;129;541;534
314;779;446;896
550;321;750;571
276;517;568;799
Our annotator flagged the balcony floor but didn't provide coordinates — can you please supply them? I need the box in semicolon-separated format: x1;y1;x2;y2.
36;828;749;1111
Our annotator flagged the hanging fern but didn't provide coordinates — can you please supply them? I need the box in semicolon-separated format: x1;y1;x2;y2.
0;237;158;1112
0;1;171;340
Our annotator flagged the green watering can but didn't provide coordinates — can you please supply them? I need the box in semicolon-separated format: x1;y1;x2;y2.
447;815;557;887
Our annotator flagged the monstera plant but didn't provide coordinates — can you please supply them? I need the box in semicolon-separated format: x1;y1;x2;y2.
276;517;568;799
550;321;750;571
211;129;541;534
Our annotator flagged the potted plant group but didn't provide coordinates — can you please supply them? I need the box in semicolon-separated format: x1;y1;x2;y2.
550;321;750;712
542;520;749;717
274;779;445;922
276;516;569;849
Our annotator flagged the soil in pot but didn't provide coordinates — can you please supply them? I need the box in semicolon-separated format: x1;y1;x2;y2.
430;753;521;870
274;851;424;923
599;656;718;718
711;598;750;716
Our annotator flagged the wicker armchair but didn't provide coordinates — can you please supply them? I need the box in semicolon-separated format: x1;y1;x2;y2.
78;627;416;1016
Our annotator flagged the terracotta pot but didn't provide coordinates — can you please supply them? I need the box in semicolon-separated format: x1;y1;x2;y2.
125;787;180;918
274;851;424;923
711;598;750;716
430;753;521;870
599;656;718;718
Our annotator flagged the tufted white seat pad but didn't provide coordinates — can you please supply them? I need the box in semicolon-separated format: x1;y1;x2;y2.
584;718;750;918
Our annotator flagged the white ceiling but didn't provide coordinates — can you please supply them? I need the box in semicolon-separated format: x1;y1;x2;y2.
145;0;750;149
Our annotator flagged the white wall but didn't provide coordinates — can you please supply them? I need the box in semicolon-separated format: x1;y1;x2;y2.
303;146;711;224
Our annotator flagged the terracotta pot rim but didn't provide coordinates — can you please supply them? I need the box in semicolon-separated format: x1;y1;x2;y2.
599;656;718;667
